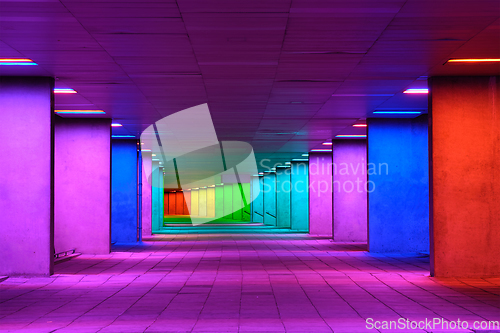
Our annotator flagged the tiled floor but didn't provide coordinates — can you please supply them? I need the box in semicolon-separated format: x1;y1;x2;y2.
0;233;498;333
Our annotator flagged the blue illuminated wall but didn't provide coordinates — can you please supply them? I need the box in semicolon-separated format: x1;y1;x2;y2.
251;176;264;223
276;168;291;228
111;139;138;243
367;116;429;253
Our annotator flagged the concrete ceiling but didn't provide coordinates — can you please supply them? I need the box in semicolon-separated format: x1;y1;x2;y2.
0;0;499;165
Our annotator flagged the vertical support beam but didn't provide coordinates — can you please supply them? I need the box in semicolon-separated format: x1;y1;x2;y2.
290;161;309;232
242;183;251;221
332;140;367;242
251;176;264;223
215;185;224;219
151;161;161;233
198;188;207;217
263;173;277;226
168;192;176;215
191;189;199;216
276;168;291;228
429;76;500;277
111;139;138;243
159;167;164;226
0;77;54;276
207;187;216;218
175;191;184;215
183;190;191;215
141;152;152;236
223;184;233;219
232;183;243;220
55;118;111;254
308;153;332;236
163;191;170;216
367;116;429;253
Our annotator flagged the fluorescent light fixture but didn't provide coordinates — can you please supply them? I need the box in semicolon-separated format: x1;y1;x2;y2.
333;93;394;97
292;158;309;161
447;58;500;63
403;88;428;94
54;88;76;94
373;111;422;114
335;134;367;138
112;135;136;138
353;124;367;127
152;159;160;161
209;185;215;187
258;172;264;175
322;142;333;146
285;162;291;165
142;149;152;152
301;154;309;157
311;149;332;152
0;58;37;65
55;110;105;114
276;165;290;168
111;123;122;127
152;154;156;156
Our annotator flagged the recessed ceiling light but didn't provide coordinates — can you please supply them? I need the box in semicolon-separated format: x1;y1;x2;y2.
311;149;332;152
335;135;367;138
353;124;367;127
55;110;105;114
54;88;77;94
142;149;152;152
285;162;291;165
152;154;156;156
301;154;309;157
373;111;422;114
112;135;136;138
292;158;309;161
447;58;500;63
322;142;333;146
0;58;37;66
403;89;428;94
111;123;122;127
333;93;394;97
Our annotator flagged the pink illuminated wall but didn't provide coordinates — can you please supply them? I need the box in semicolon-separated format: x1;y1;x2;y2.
54;118;111;255
308;152;333;237
141;152;152;236
332;140;367;242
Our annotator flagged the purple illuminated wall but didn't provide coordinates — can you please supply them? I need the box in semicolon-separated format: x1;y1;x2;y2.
54;118;111;255
308;153;333;237
332;140;367;242
0;77;54;276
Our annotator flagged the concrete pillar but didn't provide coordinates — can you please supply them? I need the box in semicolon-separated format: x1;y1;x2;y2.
111;139;138;244
332;140;367;242
151;161;161;233
367;116;429;253
276;168;291;228
263;173;277;226
290;162;309;232
308;153;332;236
198;187;207;217
183;190;191;215
242;183;251;221
251;176;264;223
429;76;500;277
215;185;224;219
163;191;170;216
175;191;184;214
0;77;54;276
232;183;243;220
159;167;164;225
191;189;199;216
223;184;233;219
206;187;216;218
55;118;111;254
141;152;152;236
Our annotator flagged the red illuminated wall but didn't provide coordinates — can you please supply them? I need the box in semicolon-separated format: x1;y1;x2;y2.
429;76;500;277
